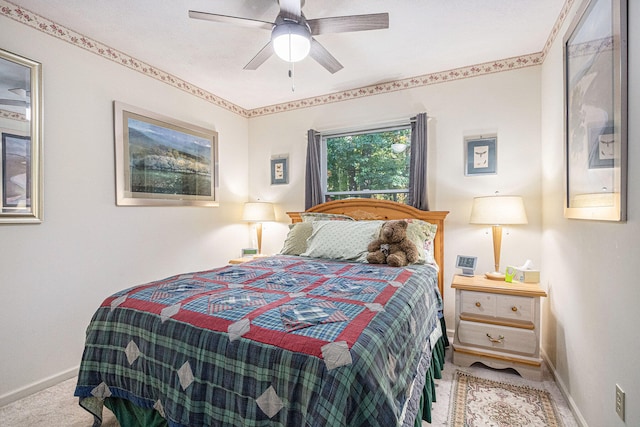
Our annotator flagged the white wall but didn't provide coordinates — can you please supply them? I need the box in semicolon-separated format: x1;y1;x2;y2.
248;67;543;332
0;17;250;402
540;1;640;426
5;3;636;425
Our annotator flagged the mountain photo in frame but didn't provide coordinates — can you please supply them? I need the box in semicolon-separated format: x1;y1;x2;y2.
114;102;219;207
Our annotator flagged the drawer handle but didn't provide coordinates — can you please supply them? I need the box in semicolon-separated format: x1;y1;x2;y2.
475;302;481;308
511;306;518;312
486;333;504;343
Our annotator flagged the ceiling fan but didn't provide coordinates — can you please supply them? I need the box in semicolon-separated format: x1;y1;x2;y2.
188;0;389;74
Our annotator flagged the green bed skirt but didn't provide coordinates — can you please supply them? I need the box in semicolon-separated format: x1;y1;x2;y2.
104;397;167;427
414;316;448;426
100;318;449;427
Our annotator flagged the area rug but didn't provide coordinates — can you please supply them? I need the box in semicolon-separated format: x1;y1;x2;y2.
449;370;561;427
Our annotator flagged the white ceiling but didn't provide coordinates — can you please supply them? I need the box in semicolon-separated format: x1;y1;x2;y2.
9;0;565;111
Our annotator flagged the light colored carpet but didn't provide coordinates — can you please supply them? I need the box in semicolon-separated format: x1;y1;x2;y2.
0;377;118;427
0;347;578;426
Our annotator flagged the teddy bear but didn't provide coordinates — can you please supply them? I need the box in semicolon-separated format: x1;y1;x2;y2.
366;220;419;267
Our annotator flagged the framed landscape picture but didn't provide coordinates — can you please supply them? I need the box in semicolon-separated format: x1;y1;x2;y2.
114;102;219;206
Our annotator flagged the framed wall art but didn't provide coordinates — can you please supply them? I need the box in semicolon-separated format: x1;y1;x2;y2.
270;155;289;185
2;133;31;209
464;135;497;176
114;102;219;207
0;48;43;224
563;0;627;221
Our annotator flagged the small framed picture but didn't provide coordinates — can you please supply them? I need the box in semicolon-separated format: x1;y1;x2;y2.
587;123;615;169
455;255;477;276
271;155;289;185
465;135;497;176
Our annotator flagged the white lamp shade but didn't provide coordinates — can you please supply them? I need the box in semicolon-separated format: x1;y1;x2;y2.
272;22;311;62
469;195;528;225
243;202;275;222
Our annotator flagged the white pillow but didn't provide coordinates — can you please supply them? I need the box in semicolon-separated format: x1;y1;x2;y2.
301;220;382;262
300;212;354;222
280;222;313;256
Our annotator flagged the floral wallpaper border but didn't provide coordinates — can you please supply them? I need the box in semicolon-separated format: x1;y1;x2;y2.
0;0;246;117
0;108;27;122
1;0;574;119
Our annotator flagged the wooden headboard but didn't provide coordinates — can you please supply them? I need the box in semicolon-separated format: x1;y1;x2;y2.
287;199;449;298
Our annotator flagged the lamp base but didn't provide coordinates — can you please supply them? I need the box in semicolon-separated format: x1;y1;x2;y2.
484;271;505;281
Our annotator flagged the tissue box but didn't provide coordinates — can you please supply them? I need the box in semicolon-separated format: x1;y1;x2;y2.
515;269;540;283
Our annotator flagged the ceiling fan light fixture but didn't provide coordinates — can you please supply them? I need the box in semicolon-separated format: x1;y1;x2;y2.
272;22;311;63
391;143;407;153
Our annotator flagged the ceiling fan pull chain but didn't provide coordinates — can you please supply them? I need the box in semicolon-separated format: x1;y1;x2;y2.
290;62;296;92
288;30;296;92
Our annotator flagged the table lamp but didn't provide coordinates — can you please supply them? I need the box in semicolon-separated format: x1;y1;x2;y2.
242;202;275;255
469;194;528;280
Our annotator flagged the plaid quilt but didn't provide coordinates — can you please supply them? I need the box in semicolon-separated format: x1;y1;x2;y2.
75;255;442;427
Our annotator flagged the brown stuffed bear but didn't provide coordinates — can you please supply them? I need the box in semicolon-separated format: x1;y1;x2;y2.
367;220;419;267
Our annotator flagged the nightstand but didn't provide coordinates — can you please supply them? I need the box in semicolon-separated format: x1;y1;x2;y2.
228;257;254;264
451;274;547;380
228;254;270;264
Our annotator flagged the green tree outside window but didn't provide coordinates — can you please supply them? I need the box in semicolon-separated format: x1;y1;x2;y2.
324;127;411;203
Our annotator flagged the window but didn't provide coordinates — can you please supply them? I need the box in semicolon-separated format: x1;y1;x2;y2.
322;125;411;203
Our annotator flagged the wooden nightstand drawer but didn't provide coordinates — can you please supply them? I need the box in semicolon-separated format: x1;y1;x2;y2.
496;294;534;322
457;320;537;355
460;291;496;316
460;290;534;323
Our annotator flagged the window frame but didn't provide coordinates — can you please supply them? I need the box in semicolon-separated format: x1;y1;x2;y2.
320;123;412;202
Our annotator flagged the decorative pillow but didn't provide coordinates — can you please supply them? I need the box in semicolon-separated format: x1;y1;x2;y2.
301;220;382;262
280;222;314;256
404;219;438;265
300;212;354;222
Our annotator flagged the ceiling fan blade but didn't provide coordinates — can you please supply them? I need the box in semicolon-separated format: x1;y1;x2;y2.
0;99;28;107
8;88;29;97
308;13;389;35
188;10;274;31
243;41;274;70
278;0;302;21
309;38;343;74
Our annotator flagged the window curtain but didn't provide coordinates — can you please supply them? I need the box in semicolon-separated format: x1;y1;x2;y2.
408;112;429;210
305;129;323;210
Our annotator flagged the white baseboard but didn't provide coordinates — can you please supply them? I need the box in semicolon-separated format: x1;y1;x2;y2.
0;365;79;408
541;349;589;427
446;328;455;342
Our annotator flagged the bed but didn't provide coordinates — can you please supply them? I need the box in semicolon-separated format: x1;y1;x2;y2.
75;199;449;426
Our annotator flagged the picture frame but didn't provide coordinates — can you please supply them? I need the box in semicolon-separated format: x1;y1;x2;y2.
0;48;43;224
270;155;289;185
114;102;219;207
587;122;615;169
563;0;627;221
464;135;497;176
2;133;31;210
